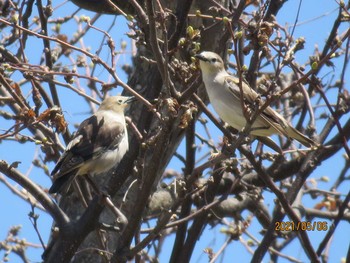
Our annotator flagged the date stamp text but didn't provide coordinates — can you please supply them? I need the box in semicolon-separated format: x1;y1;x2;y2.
275;221;328;231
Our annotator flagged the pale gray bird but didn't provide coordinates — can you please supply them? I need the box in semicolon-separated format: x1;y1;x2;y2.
49;96;135;194
195;51;317;148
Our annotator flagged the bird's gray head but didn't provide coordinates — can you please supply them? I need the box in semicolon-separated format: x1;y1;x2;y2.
195;51;225;74
99;95;135;112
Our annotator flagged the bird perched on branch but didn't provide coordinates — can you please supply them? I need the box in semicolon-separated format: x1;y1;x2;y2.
195;51;317;148
49;95;135;194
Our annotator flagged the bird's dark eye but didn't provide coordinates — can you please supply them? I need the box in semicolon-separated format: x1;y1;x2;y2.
211;58;217;63
118;100;123;104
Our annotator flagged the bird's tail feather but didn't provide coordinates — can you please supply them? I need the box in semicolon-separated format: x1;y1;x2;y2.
286;126;318;148
49;173;76;194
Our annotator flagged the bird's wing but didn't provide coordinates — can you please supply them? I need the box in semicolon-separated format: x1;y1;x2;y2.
224;75;289;136
223;76;258;103
51;114;125;179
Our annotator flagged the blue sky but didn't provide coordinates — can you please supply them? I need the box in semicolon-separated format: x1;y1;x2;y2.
1;0;349;262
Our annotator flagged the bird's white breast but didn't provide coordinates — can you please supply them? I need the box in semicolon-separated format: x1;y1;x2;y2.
203;71;248;130
88;134;128;175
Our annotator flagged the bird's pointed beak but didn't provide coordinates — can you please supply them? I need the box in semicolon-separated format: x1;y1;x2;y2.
125;96;136;104
194;53;206;62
